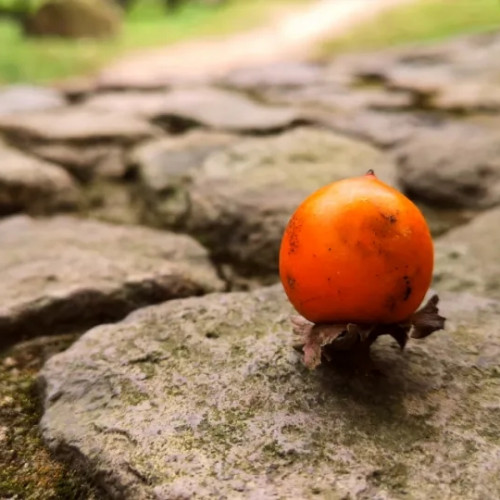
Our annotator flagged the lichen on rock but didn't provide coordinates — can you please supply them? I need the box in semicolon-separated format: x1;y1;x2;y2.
40;285;500;499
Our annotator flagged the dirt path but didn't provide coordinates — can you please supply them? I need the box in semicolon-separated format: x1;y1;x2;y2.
98;0;412;86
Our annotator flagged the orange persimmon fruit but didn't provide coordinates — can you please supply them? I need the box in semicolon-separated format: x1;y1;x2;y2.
279;170;433;325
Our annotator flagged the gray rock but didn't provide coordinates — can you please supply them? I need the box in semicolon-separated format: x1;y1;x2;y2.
0;146;79;214
28;143;127;182
0;216;222;346
432;82;500;113
395;120;500;209
262;84;412;113
81;180;142;226
218;62;324;92
40;285;500;499
314;109;427;148
136;127;398;277
0;85;65;116
84;87;304;133
0;107;159;181
434;206;500;298
322;31;500;114
133;131;238;194
0;106;158;144
132;131;238;228
384;34;500;112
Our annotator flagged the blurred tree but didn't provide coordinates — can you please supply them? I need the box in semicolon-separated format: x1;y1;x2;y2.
0;0;31;20
22;0;122;38
164;0;183;11
113;0;136;11
163;0;227;12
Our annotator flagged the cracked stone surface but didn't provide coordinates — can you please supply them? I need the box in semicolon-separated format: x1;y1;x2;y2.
40;285;500;499
84;87;304;133
0;215;223;346
0;107;160;182
135;127;397;277
324;30;500;113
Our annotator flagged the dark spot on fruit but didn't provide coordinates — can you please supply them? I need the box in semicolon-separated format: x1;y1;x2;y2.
287;275;296;290
328;247;332;252
363;211;398;239
381;212;398;224
403;275;412;301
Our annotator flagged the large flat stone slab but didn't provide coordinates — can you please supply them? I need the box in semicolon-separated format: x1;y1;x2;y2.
217;62;324;93
0;85;66;116
0;146;80;215
40;285;500;499
325;31;500;114
434;206;500;298
0;107;158;144
0;216;222;346
84;87;304;133
395;120;500;209
0;107;160;181
133;131;238;194
135;127;398;278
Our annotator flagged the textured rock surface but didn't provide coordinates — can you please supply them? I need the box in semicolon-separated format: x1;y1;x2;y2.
136;127;398;276
28;143;128;182
84;87;304;133
324;30;500;113
261;84;413;113
133;131;238;194
0;146;80;214
434;206;500;298
0;107;159;182
316;109;427;148
218;62;324;92
0;216;222;345
0;86;65;116
0;107;158;144
395;121;500;209
40;285;500;499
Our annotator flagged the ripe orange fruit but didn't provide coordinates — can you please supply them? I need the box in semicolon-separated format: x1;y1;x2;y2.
279;170;433;324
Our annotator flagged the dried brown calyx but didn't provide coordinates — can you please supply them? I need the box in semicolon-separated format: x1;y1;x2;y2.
292;295;446;372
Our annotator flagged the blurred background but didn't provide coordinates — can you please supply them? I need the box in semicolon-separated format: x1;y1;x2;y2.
0;0;499;84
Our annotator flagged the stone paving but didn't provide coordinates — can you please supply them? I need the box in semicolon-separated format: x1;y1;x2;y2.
1;29;500;499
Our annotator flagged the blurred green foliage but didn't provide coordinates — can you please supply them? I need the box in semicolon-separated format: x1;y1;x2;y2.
0;0;304;84
320;0;500;56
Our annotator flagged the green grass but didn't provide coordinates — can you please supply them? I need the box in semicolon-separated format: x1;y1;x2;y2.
0;334;98;499
321;0;500;56
0;0;306;84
